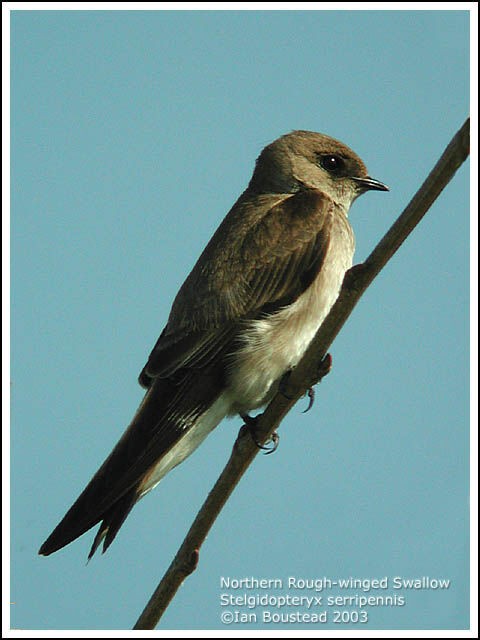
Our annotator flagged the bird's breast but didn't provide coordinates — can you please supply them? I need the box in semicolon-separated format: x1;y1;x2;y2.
226;217;355;415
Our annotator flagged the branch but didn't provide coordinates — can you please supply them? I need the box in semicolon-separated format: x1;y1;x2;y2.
133;118;470;630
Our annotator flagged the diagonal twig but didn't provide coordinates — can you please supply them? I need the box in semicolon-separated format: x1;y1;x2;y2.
133;118;470;630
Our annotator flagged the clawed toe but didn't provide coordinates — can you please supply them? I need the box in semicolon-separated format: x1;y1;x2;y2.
241;413;280;454
303;387;315;413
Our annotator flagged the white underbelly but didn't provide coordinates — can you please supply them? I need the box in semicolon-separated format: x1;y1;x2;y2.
138;214;354;496
226;241;353;414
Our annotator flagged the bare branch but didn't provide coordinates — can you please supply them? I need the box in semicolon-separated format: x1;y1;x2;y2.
133;118;470;630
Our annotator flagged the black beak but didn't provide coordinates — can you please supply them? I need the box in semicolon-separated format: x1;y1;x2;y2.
352;176;389;192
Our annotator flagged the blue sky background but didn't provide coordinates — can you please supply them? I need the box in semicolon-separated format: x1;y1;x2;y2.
10;8;470;632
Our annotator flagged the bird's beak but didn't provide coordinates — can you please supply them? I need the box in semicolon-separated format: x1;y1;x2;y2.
352;176;390;192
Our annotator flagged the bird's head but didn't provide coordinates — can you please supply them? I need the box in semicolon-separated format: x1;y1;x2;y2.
248;130;388;210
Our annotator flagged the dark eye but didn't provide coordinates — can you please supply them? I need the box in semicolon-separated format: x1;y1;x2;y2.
319;154;345;175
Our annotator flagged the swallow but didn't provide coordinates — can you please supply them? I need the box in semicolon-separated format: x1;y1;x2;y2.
39;130;388;559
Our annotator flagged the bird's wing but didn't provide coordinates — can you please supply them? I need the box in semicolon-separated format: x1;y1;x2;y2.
140;188;336;384
39;188;336;557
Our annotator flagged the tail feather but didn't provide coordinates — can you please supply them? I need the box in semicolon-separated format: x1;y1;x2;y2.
38;368;224;558
87;487;138;560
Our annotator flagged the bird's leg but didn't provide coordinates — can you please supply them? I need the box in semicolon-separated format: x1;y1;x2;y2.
278;354;333;413
318;352;333;379
303;353;333;413
240;413;279;455
241;353;332;451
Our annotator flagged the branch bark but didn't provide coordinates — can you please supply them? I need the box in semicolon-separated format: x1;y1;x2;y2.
133;118;470;630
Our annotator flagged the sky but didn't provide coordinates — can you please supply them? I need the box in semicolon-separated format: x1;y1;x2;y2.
9;5;472;633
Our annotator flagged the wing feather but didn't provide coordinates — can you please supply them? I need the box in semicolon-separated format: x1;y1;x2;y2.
39;187;336;556
140;188;334;385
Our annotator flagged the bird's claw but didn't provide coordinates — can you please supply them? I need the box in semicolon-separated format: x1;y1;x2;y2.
302;353;332;413
303;387;315;413
241;413;280;454
259;431;280;455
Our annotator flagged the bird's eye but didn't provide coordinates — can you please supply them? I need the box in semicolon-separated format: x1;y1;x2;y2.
319;154;345;175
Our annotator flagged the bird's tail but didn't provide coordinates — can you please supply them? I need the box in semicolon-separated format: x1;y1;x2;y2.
39;368;224;558
86;487;138;560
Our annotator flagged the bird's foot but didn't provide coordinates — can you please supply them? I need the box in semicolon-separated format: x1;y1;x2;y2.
241;413;279;455
303;387;315;413
302;353;332;412
318;352;333;381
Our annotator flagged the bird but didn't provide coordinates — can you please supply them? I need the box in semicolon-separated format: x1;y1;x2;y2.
38;130;388;559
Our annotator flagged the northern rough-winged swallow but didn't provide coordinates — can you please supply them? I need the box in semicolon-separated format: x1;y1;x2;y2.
39;131;388;559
